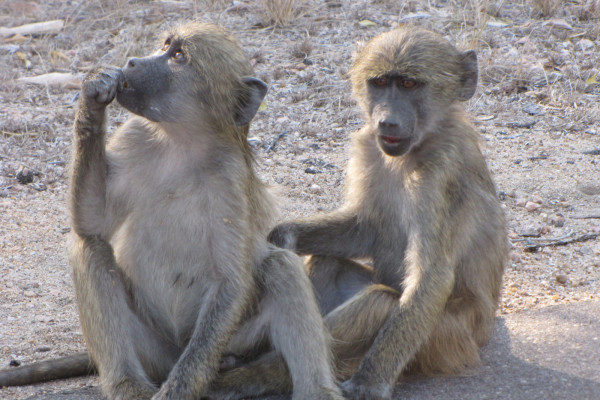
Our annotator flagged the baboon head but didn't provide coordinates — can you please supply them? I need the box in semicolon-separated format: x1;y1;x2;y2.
350;26;478;157
117;22;267;128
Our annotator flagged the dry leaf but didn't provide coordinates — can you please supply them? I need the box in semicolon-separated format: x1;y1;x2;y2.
358;19;378;28
15;51;32;69
542;19;573;30
258;101;267;112
586;74;598;85
18;72;81;89
4;33;28;43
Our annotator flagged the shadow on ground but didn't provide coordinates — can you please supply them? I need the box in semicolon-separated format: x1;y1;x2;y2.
24;301;600;400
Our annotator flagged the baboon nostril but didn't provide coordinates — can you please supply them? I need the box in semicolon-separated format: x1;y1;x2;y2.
127;59;136;68
379;120;399;129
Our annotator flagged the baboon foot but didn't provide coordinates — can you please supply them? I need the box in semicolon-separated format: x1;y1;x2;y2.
108;378;156;400
340;379;391;400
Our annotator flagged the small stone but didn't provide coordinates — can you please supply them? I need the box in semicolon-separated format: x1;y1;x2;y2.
580;246;593;256
304;167;320;174
579;38;595;51
550;214;565;227
525;201;540;212
16;167;34;184
519;224;542;237
509;251;522;263
531;194;543;204
9;359;21;367
556;274;568;284
515;198;528;207
577;183;600;196
540;213;548;222
309;184;322;194
36;346;51;352
540;225;551;235
31;183;47;192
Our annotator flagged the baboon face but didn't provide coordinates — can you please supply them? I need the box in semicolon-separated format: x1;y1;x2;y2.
351;27;478;157
117;22;267;126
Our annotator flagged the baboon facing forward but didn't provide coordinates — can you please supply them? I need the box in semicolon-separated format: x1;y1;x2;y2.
212;26;507;400
0;22;342;400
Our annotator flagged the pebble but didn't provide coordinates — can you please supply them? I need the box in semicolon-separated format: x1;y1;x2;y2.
36;346;51;352
519;224;542;237
556;274;568;284
577;183;600;196
531;194;543;204
525;201;541;212
579;246;593;256
516;198;528;207
9;359;21;367
309;184;322;194
578;38;595;51
509;251;522;263
550;214;565;227
540;225;552;235
16;167;34;184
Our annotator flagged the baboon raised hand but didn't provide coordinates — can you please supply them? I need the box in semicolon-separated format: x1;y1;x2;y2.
0;22;342;400
211;26;507;400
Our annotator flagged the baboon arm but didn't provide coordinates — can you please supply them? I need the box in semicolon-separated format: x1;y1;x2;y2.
269;211;374;258
350;217;457;391
153;275;252;399
70;99;110;237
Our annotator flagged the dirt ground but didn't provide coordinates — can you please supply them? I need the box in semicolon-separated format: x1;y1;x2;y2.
1;0;599;399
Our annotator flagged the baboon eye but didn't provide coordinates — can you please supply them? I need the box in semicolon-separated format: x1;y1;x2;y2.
400;78;417;89
161;39;171;52
172;50;184;61
372;77;389;87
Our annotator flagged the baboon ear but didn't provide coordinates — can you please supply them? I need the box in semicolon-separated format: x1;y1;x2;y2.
458;50;478;101
235;77;268;126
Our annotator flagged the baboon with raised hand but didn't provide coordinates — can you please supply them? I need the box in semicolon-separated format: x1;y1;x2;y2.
211;26;507;400
0;22;342;400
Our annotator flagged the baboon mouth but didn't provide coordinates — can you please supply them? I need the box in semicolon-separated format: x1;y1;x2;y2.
380;135;404;145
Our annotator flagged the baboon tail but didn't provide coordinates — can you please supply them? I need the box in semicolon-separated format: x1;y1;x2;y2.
0;352;95;387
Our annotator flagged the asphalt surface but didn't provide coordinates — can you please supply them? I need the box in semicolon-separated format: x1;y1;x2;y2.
24;301;600;400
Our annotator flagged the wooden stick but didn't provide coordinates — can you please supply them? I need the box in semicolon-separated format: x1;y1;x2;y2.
0;20;64;38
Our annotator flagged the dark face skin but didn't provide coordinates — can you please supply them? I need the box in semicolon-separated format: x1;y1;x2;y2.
365;75;429;157
116;37;187;122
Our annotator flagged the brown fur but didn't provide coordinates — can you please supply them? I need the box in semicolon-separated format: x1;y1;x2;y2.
212;26;507;400
0;22;342;400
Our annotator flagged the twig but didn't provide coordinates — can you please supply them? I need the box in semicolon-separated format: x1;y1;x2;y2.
524;233;599;252
266;132;286;153
570;213;600;219
511;229;573;242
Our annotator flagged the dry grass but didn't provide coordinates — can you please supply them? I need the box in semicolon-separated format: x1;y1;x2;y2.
530;0;560;17
253;0;309;27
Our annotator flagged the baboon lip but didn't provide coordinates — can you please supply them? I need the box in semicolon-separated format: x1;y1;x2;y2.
380;135;404;145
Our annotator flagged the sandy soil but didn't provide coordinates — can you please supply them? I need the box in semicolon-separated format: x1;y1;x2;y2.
1;1;599;398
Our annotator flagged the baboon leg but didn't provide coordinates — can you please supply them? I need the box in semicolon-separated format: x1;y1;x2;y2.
306;255;374;315
209;247;342;400
71;236;178;398
324;283;400;381
409;296;495;375
261;247;341;399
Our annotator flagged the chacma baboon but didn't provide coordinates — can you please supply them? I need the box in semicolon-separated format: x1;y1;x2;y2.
0;22;342;400
211;26;507;400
